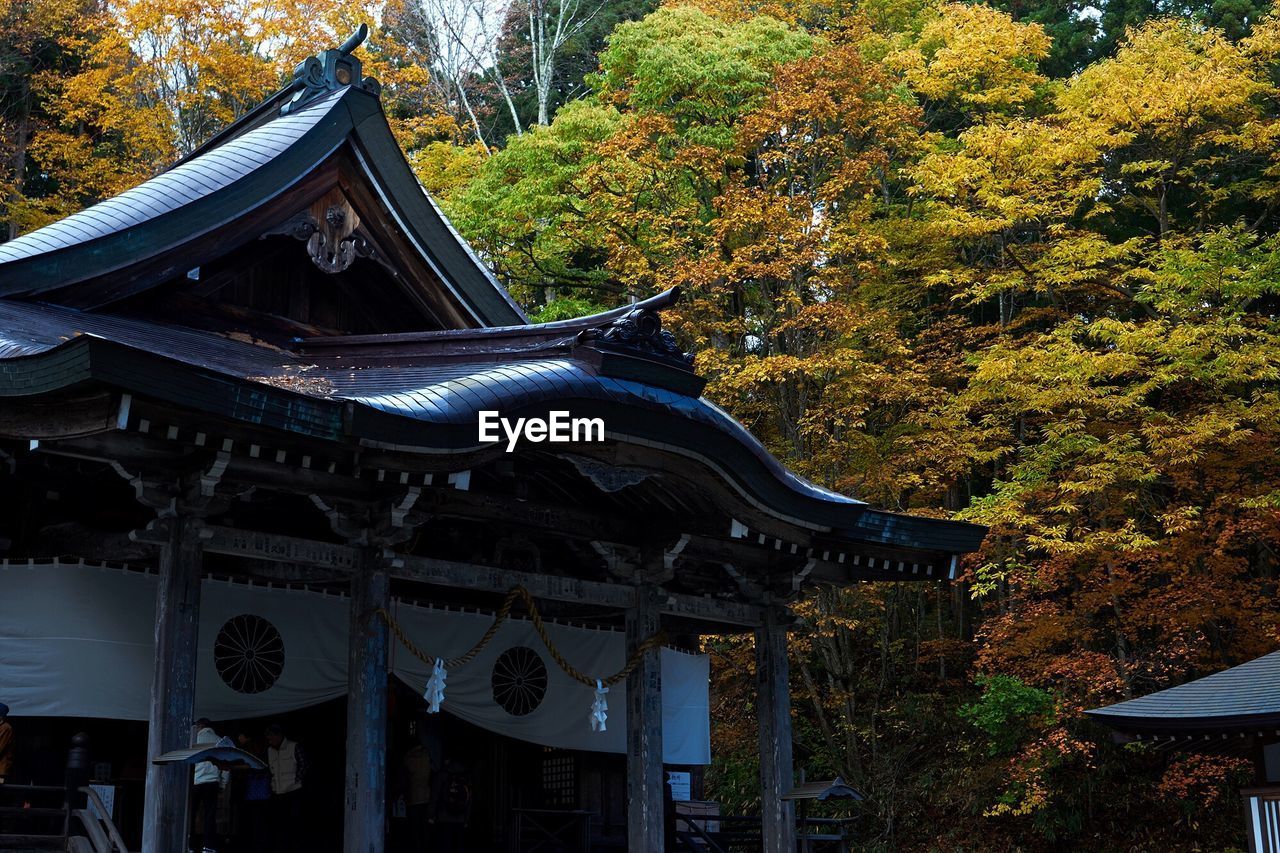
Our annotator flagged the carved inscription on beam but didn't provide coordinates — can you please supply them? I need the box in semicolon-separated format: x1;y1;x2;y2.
134;524;359;569
210;527;359;569
131;524;766;627
394;556;636;611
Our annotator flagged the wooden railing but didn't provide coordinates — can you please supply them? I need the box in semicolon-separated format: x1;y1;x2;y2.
675;814;761;852
674;813;854;852
69;787;131;853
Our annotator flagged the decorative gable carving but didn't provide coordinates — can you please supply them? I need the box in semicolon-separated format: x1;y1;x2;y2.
263;190;374;274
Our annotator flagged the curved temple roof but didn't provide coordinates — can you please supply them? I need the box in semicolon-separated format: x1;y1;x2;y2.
0;34;986;566
0;73;524;325
1087;649;1280;736
0;298;984;555
0;89;346;266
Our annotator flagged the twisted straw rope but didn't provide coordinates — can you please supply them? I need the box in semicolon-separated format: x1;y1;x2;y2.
378;585;666;688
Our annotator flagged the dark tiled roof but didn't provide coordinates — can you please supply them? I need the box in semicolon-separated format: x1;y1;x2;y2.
0;86;525;325
0;300;863;508
0;90;345;264
0;55;986;559
0;300;993;555
1088;649;1280;734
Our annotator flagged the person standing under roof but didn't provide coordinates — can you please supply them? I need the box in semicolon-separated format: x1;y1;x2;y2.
265;723;306;853
191;718;225;853
0;703;13;784
234;729;272;853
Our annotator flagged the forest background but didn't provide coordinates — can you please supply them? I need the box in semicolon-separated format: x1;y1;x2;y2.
5;0;1280;845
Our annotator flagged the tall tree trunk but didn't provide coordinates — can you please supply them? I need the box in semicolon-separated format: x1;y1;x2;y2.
492;69;524;136
1106;558;1134;699
529;0;554;126
6;75;32;241
458;84;489;150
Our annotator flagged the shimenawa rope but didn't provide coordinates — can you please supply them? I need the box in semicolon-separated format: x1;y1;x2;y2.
376;585;665;711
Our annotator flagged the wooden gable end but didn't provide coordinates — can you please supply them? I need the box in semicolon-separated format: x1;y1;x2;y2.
108;146;489;340
0;43;524;333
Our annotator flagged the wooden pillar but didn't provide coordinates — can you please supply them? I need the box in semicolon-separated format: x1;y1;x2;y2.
756;606;796;853
344;549;390;853
142;516;203;853
626;585;664;851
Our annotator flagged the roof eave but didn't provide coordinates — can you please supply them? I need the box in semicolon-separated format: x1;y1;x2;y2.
0;336;877;543
1086;708;1280;737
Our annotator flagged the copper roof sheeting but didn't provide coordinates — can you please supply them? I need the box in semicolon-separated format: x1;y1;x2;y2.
0;85;525;325
0;90;346;265
1088;649;1280;735
0;299;986;554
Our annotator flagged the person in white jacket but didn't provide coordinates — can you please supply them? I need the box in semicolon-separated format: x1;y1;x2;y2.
265;723;306;852
191;719;223;853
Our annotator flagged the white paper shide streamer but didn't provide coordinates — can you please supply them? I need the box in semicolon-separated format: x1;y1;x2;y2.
424;658;447;713
590;680;609;732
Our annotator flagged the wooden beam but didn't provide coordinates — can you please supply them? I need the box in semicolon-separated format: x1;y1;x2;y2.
43;431;946;586
626;584;664;852
689;532;950;584
344;549;390;853
34;429;379;502
0;392;125;440
133;523;768;627
35;431;193;468
651;587;762;628
142;517;203;853
205;526;359;570
756;607;796;853
806;541;949;580
421;488;659;545
393;554;634;609
229;559;351;584
393;554;766;628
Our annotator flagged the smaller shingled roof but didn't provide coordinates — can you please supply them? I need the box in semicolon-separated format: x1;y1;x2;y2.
1087;649;1280;735
0;89;345;265
782;778;864;801
0;30;527;326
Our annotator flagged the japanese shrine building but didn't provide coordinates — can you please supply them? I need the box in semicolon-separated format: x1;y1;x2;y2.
0;31;986;852
1088;650;1280;853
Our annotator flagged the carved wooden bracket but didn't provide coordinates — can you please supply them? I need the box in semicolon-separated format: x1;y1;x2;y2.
563;453;651;493
722;561;766;602
113;450;244;520
591;540;679;584
306;193;363;273
309;488;427;549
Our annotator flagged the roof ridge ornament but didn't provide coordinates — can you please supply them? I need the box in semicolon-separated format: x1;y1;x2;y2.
576;290;694;368
281;23;382;115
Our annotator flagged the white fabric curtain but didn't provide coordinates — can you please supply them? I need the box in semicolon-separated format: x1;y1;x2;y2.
389;599;711;762
0;561;710;764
